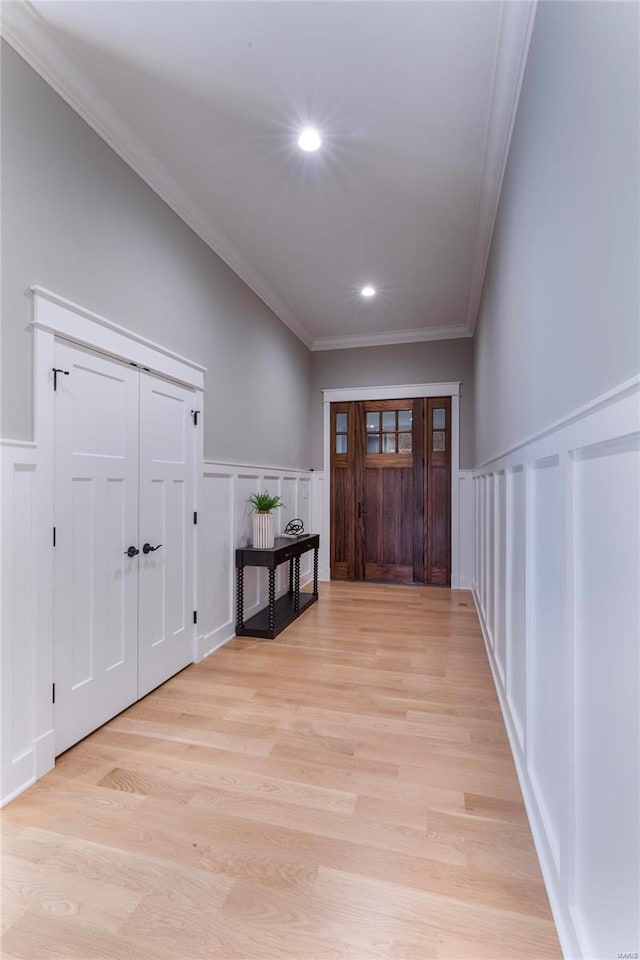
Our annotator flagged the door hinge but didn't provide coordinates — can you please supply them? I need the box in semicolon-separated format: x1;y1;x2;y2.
191;410;200;426
193;611;198;625
52;368;69;391
53;526;56;547
52;683;55;704
193;511;198;525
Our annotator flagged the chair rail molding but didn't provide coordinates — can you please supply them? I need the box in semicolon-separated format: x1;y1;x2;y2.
321;382;466;588
472;375;640;960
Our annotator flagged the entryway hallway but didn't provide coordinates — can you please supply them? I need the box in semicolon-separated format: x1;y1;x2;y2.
1;582;561;959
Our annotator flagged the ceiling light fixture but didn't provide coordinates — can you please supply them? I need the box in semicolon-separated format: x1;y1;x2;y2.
297;127;322;152
361;286;376;298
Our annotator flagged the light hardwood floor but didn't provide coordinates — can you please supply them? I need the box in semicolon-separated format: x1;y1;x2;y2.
1;582;561;960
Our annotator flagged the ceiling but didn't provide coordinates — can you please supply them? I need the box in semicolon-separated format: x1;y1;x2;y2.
2;1;536;350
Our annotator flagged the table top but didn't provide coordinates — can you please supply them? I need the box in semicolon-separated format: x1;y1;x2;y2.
236;533;319;567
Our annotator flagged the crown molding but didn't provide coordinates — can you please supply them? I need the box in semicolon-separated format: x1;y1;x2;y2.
1;0;536;350
0;0;314;350
463;0;538;334
311;325;472;352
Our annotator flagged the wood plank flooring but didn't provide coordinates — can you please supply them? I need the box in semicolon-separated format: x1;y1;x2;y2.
1;582;561;959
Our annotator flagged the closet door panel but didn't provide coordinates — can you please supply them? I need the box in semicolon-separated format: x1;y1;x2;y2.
138;373;195;697
53;341;139;756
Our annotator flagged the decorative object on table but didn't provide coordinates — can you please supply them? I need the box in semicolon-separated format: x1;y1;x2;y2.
283;518;305;538
247;491;285;549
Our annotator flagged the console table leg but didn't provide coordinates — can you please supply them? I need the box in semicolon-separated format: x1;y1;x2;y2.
236;565;245;631
288;558;294;595
313;546;319;598
294;557;300;613
268;568;276;635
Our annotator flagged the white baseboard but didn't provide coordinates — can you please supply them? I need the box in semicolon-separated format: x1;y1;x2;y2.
34;729;55;780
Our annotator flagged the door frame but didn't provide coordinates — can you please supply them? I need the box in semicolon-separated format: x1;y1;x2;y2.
322;382;461;586
31;286;205;781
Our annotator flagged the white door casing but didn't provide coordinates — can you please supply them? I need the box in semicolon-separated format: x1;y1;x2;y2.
53;341;139;755
138;372;195;697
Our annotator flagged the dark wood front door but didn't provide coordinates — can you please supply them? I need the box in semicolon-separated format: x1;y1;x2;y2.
330;397;451;586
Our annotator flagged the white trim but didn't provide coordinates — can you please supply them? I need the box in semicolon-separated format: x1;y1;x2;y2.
465;1;538;334
475;374;640;470
32;287;205;390
322;383;460;404
2;1;536;349
203;459;313;476
311;326;471;352
1;778;36;809
321;382;462;587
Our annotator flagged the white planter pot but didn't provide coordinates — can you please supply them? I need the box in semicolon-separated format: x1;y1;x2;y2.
252;511;274;549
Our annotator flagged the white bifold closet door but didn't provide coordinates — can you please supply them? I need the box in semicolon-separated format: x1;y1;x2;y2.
53;340;195;756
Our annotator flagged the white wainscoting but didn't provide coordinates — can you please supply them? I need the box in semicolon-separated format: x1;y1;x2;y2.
0;441;54;806
473;377;640;960
196;462;324;660
456;470;474;590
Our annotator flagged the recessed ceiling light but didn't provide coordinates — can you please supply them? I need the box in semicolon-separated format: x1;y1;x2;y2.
361;286;376;298
298;127;322;152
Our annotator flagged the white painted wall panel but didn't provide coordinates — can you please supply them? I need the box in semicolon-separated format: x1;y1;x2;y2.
494;472;506;685
480;475;487;614
280;477;298;534
200;473;233;644
457;471;474;590
298;479;312;581
8;464;35;759
485;474;494;646
573;435;640;960
235;475;260;615
529;456;565;874
1;446;39;804
507;466;527;749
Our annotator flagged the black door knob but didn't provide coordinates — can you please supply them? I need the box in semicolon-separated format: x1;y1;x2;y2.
124;546;139;557
142;543;162;554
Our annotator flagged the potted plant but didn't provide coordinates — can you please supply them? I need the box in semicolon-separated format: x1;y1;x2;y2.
247;491;285;549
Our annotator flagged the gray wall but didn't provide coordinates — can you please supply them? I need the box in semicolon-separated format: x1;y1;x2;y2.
310;338;475;469
474;1;639;466
1;42;311;468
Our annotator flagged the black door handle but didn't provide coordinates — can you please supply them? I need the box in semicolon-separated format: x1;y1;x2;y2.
142;543;162;554
124;546;139;557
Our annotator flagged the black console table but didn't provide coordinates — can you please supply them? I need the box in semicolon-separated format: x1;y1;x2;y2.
235;534;319;639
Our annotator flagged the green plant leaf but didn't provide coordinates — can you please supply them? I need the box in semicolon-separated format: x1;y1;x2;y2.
247;491;285;512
